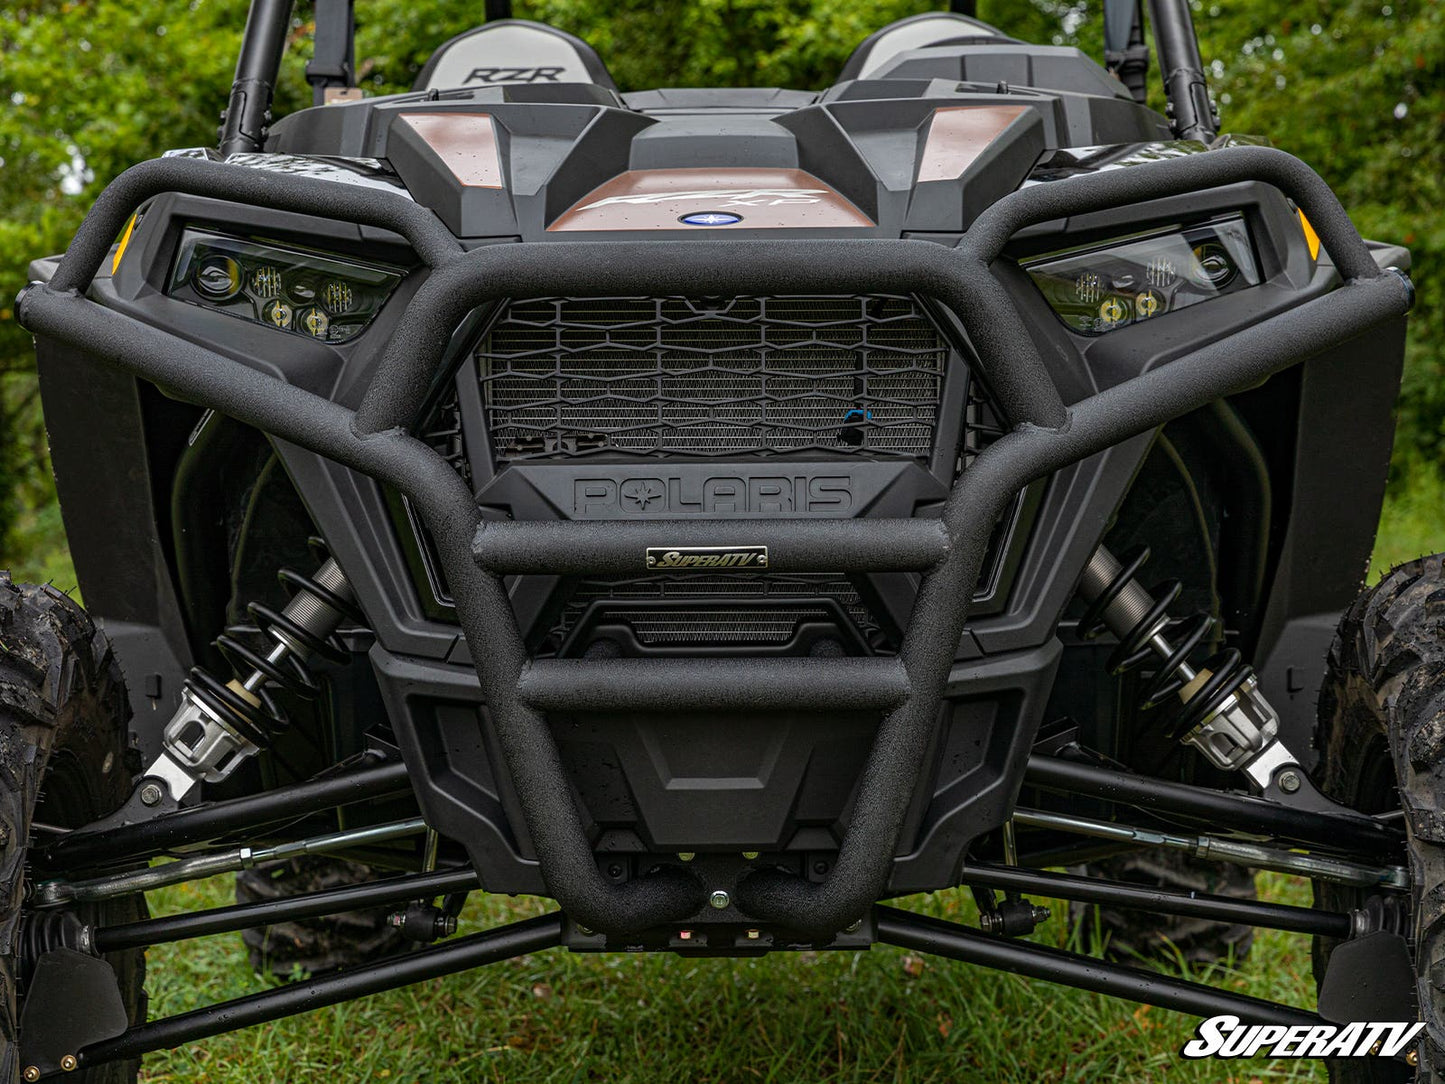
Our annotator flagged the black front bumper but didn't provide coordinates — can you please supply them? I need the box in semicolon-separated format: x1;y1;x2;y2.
18;145;1413;938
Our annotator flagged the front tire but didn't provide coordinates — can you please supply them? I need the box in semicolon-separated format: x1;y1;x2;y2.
1312;555;1445;1081
236;856;405;979
0;576;147;1083
1072;849;1258;965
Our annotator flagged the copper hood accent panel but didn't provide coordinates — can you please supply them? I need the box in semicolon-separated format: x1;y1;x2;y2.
397;113;505;188
548;168;874;231
917;105;1030;183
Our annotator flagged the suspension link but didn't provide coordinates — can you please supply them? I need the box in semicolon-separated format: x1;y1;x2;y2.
33;817;427;907
1014;807;1408;889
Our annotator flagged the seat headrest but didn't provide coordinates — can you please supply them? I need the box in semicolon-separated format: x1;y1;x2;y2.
837;12;1016;82
414;19;618;92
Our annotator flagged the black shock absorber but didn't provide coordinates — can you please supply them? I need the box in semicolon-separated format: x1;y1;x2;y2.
1075;544;1296;794
141;548;364;807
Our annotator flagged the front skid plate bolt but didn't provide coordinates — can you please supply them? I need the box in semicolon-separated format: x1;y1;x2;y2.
139;782;164;807
23;1067;40;1082
746;928;760;939
60;1055;78;1072
845;919;862;933
1277;769;1302;794
677;852;695;863
1407;1049;1420;1067
709;890;731;909
741;852;760;860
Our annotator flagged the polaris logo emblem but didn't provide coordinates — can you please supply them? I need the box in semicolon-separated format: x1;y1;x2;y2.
680;212;743;226
646;546;768;571
575;475;851;515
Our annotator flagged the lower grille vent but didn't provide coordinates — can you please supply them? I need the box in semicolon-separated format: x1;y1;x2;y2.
544;574;887;656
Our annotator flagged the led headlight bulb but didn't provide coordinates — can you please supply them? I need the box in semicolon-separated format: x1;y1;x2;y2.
250;265;282;298
300;307;330;339
194;254;241;301
321;280;354;314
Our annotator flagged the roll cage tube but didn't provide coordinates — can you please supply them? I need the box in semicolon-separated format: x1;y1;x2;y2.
1147;0;1217;141
218;0;292;156
17;145;1413;938
223;0;1214;154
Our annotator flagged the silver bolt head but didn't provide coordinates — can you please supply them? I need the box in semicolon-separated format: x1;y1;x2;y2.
1278;770;1302;794
709;889;731;910
139;782;164;807
677;852;696;862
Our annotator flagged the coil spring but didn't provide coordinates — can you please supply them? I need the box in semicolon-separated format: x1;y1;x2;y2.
184;540;365;749
1077;545;1254;737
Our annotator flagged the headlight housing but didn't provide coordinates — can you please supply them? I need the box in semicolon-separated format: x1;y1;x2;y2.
1025;215;1261;335
167;229;403;343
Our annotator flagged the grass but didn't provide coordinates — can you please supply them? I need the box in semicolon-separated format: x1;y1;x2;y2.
137;874;1324;1083
5;452;1440;1080
1371;467;1445;581
6;494;77;595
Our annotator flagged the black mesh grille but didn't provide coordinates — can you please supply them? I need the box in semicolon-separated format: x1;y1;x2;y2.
478;295;948;461
545;574;883;654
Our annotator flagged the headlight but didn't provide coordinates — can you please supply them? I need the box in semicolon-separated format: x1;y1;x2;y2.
167;229;403;343
1025;215;1261;335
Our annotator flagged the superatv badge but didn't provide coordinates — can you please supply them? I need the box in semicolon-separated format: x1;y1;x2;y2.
646;546;768;570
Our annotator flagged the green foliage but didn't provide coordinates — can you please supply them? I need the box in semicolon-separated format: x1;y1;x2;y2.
1195;0;1445;476
0;0;305;547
